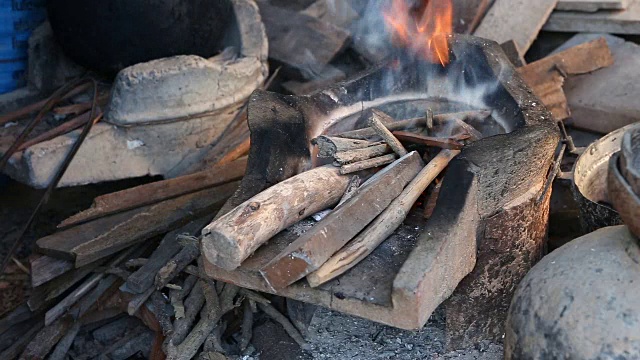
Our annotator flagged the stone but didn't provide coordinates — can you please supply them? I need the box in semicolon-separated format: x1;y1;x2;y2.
28;22;86;93
505;225;640;359
2;110;240;188
544;0;640;34
553;34;640;133
105;0;268;125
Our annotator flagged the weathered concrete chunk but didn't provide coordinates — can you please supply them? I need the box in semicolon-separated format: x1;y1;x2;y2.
553;34;640;133
505;226;640;359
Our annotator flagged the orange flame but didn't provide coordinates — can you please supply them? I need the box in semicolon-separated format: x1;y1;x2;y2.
383;0;453;66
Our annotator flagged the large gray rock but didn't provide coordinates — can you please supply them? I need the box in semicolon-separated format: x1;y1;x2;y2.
505;225;640;359
552;33;640;134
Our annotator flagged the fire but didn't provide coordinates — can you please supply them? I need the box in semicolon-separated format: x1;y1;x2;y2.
383;0;453;66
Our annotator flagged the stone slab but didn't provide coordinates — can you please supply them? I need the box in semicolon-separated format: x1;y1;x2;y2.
553;34;640;133
557;0;630;12
474;0;558;53
1;104;240;188
544;0;640;33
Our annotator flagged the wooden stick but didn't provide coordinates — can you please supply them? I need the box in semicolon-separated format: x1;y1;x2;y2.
169;281;205;346
423;180;442;219
0;83;91;126
17;111;102;151
202;166;351;271
239;300;253;351
48;321;81;360
312;136;382;158
307;149;461;287
392;131;464;150
155;237;200;290
339;154;397;175
29;255;73;288
337;110;491;140
334;144;391;165
260;152;424;290
258;302;310;351
59;158;247;228
20;316;73;360
215;138;250;167
368;110;408;156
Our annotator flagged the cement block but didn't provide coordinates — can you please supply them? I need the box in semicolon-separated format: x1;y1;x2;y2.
553;34;640;133
3;103;241;188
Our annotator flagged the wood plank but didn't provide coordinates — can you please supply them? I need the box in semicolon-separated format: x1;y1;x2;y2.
258;1;350;79
59;158;247;228
125;217;211;293
557;0;630;12
453;0;496;34
37;182;240;267
517;38;613;120
260;152;424;290
474;0;558;53
544;0;640;33
500;40;527;67
30;255;74;287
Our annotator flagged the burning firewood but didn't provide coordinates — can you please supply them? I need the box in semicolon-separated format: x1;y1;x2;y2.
312;136;382;158
368;110;409;156
307;149;461;287
334;144;392;165
339;153;398;175
392;131;465;150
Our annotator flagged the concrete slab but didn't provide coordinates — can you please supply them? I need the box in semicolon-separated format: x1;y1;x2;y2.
544;0;640;33
553;34;640;133
556;0;630;12
1;103;241;188
474;0;558;53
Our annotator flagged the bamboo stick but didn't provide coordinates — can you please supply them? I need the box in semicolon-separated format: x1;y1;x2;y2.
307;149;461;287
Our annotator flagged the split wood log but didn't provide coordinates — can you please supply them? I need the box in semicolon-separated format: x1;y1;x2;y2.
0;304;32;335
60;158;247;228
48;321;81;360
28;260;103;311
424;180;443;219
312;136;382;158
517;38;613;120
127;217;211;294
392;131;465;150
339;153;398;175
260;152;424;290
166;282;238;360
257;302;310;351
17;111;103;151
0;320;43;359
337;110;491;140
156;236;200;290
168;282;205;346
334;144;391;164
19;316;73;360
202;166;351;271
239;300;253;351
307;149;461;287
38;181;239;267
368;110;408;156
45;244;144;326
30;255;73;288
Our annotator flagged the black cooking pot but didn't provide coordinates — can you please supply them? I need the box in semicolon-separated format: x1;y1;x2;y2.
47;0;234;76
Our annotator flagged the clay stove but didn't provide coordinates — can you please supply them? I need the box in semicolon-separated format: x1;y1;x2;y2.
203;34;560;348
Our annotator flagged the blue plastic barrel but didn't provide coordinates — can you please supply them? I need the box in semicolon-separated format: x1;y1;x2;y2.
0;0;47;94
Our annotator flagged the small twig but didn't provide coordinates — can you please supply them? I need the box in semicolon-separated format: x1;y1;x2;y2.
203;321;227;354
128;287;155;316
238;288;270;305
11;257;30;274
258;302;310;351
168;281;205;346
336;176;361;207
368;110;408;156
156;240;200;290
152;291;174;335
340;154;397;175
